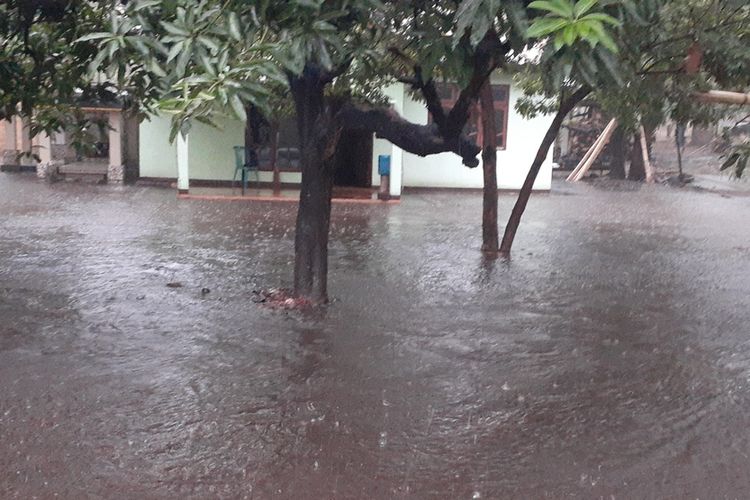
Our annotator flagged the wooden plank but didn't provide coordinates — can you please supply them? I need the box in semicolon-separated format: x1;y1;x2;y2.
566;130;604;181
569;118;618;182
694;91;750;106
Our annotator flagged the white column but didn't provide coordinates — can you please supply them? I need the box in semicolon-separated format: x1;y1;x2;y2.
35;130;54;179
176;132;189;193
389;146;403;198
389;84;405;198
2;118;17;165
17;117;31;153
108;111;125;183
37;131;52;164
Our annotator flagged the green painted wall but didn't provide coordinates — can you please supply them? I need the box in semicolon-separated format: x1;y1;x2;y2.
138;114;176;178
187;116;244;180
139;113;304;183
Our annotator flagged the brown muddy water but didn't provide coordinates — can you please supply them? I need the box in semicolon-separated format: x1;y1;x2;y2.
1;173;749;499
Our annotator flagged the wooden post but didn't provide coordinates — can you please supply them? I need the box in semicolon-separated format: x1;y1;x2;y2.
270;122;280;195
694;91;750;106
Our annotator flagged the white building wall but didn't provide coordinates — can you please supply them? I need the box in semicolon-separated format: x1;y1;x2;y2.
139;74;555;191
397;76;555;190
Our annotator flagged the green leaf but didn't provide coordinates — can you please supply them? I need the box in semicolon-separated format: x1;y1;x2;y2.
175;40;192;76
228;12;242;41
133;0;161;11
554;33;566;51
197;36;220;53
76;32;113;43
573;0;598;18
595;45;622;84
161;21;189;37
167;41;184;63
528;0;575;18
580;12;621;26
720;152;740;171
588;20;618;53
562;25;577;45
736;155;748;178
527;18;570;38
229;94;247;121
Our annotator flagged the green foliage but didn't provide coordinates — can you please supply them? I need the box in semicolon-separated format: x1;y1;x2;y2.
0;1;110;130
527;0;621;52
80;0;389;139
721;141;750;178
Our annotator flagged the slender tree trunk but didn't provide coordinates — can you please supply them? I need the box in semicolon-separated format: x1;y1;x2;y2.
270;121;280;194
499;86;590;258
244;105;268;193
675;122;686;180
289;66;335;303
628;133;646;181
479;82;498;254
608;126;627;179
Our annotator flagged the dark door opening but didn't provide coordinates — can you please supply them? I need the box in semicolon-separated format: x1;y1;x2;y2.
333;130;373;188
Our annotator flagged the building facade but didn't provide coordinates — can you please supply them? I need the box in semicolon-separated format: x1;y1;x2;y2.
139;74;556;197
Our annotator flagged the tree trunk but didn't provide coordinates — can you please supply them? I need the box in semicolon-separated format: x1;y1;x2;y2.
499;86;590;258
479;82;498;254
294;161;334;303
675;122;686;180
270;121;280;194
628;133;646;181
608;126;627;179
289;66;336;303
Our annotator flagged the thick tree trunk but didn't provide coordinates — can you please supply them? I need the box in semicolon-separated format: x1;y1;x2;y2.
608;126;627;179
499;86;590;258
479;82;498;254
628;133;646;181
294;161;333;302
289;66;337;303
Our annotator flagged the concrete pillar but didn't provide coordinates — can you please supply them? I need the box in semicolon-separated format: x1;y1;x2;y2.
389;85;405;199
389;146;403;198
176;132;189;194
17;117;31;153
108;111;125;183
2;118;17;165
35;131;54;179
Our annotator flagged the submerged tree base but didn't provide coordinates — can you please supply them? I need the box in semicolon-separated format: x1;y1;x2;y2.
251;288;317;309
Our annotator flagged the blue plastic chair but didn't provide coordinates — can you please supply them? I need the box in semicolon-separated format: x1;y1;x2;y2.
233;146;260;193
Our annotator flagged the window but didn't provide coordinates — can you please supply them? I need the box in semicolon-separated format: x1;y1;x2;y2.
254;115;301;171
432;83;509;149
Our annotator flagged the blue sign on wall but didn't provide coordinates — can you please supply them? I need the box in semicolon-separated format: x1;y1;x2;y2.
378;155;391;176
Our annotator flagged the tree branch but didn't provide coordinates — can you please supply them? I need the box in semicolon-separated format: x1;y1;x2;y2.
387;46;447;127
339;102;480;167
444;31;507;138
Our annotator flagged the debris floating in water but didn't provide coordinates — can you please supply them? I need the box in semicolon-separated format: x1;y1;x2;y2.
251;288;313;309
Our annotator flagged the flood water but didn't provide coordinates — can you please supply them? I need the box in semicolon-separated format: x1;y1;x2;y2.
1;173;749;498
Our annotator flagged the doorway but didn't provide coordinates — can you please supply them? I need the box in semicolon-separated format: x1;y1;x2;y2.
333;130;373;188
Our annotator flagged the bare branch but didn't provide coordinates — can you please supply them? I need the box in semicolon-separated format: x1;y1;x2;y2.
339;103;480;167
